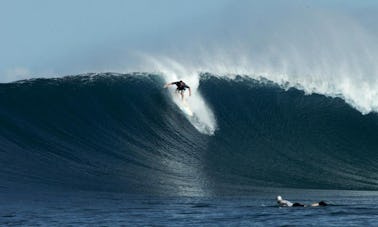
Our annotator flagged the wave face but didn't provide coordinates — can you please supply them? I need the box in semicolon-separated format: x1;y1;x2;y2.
1;73;378;196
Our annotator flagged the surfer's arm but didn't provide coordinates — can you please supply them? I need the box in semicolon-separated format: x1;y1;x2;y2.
164;82;173;88
164;82;178;88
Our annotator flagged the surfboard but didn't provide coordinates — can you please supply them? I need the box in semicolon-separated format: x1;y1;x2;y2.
177;100;193;116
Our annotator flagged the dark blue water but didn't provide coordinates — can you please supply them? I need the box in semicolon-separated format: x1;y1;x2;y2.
0;73;377;225
1;190;378;226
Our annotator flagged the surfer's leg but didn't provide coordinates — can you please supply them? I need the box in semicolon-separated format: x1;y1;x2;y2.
180;90;184;100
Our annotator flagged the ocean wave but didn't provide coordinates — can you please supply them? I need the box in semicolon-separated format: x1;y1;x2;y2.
0;73;377;195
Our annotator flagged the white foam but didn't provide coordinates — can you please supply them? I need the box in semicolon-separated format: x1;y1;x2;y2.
150;56;217;135
140;7;378;115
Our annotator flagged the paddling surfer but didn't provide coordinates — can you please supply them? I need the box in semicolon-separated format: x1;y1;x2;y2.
276;195;328;207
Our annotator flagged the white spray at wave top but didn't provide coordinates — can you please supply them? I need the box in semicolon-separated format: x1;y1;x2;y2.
140;2;378;116
147;56;217;135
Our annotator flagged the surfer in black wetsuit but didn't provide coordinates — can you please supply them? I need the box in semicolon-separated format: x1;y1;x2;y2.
164;80;192;100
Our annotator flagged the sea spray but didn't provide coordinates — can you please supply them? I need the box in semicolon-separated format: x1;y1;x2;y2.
151;56;217;135
137;4;378;115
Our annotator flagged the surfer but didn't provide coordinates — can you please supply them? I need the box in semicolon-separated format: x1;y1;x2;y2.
164;80;191;100
277;195;328;207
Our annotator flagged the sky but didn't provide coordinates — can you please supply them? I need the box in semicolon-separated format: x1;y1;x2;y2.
0;0;232;81
1;0;378;82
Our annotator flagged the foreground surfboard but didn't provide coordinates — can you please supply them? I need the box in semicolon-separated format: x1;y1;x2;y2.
177;99;193;116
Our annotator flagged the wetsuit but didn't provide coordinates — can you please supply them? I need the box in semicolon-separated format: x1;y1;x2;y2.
173;81;190;91
292;203;305;207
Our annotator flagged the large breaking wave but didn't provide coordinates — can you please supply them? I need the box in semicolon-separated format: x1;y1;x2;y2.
0;73;377;196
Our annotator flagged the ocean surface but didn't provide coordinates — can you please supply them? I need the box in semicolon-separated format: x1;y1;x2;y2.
1;189;378;226
1;73;378;225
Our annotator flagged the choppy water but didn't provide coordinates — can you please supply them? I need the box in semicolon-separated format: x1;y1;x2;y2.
1;190;378;226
